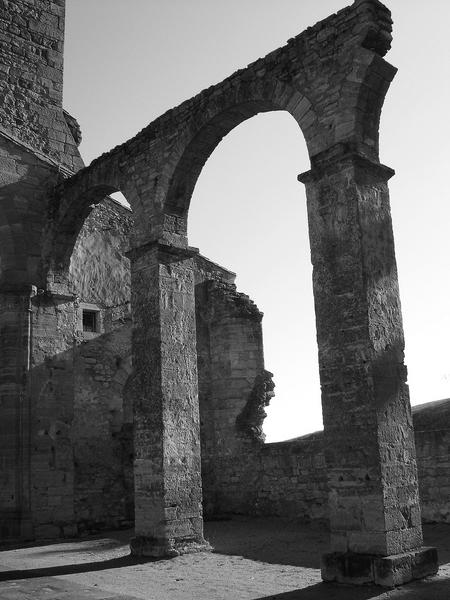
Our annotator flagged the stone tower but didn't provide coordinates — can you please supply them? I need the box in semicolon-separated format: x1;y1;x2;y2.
0;0;82;170
0;0;82;538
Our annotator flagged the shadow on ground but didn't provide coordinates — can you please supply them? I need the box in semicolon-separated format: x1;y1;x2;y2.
256;582;385;599
206;518;450;569
0;517;449;600
0;554;152;581
205;516;328;568
254;578;450;600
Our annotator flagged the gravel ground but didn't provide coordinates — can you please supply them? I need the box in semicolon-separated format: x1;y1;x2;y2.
0;517;448;599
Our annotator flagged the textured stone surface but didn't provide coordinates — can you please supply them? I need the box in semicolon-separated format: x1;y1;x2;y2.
28;199;134;538
130;245;208;557
0;289;35;539
196;399;450;526
0;137;60;288
0;0;84;541
0;0;83;171
300;155;421;563
69;198;131;304
0;0;445;586
44;6;405;567
49;0;396;266
322;545;439;587
195;272;268;514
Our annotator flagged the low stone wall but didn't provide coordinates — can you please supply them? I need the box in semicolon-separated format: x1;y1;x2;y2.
255;435;328;521
413;400;450;524
203;400;450;526
201;432;326;521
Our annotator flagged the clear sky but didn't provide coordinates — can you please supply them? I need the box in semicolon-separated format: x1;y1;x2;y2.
63;1;450;442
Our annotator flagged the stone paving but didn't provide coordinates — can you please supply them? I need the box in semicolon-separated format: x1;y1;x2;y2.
0;517;448;600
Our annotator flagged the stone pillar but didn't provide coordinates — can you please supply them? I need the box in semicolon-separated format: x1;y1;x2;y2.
0;286;35;540
129;241;210;557
299;151;438;587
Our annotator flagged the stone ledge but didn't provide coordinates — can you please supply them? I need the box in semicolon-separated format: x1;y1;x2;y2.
298;145;395;184
130;535;212;558
321;546;438;587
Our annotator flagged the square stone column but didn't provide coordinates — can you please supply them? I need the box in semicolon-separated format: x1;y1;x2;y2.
129;241;210;557
299;152;438;587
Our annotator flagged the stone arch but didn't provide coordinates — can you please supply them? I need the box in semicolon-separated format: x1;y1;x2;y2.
36;1;440;585
44;155;147;288
331;50;397;160
163;76;318;220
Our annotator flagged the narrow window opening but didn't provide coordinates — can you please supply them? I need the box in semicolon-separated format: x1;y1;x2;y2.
82;309;98;333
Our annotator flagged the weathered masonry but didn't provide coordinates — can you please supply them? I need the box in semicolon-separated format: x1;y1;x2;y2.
0;0;445;588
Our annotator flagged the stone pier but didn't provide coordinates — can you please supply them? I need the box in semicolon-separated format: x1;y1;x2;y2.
300;151;438;586
129;242;210;557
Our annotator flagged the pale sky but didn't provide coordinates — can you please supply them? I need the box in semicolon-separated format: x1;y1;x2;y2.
64;1;450;442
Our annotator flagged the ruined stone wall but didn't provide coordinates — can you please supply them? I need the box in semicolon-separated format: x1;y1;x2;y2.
0;135;83;540
0;0;83;171
72;325;133;533
28;198;134;537
0;0;84;538
21;218;450;537
182;260;450;525
206;402;450;525
194;268;269;515
68;199;132;307
206;433;328;521
0;137;62;539
70;198;134;533
30;294;77;539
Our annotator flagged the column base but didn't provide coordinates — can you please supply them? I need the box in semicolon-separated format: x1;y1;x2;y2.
130;535;212;558
322;546;438;587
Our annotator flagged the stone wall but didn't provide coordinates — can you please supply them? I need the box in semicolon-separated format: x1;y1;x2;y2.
0;136;63;539
0;136;59;287
194;267;268;515
5;191;450;539
0;0;85;540
0;0;83;171
30;294;77;539
69;197;133;534
72;324;133;533
0;290;35;539
28;197;134;537
68;198;132;305
204;401;450;526
0;0;447;543
2;178;448;539
414;400;450;524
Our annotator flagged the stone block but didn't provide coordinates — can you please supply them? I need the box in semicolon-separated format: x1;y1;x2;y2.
322;546;439;588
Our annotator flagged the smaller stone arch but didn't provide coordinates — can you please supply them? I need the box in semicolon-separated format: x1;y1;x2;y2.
43;153;141;290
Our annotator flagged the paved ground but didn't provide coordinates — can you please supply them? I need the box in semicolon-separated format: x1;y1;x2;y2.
0;517;449;599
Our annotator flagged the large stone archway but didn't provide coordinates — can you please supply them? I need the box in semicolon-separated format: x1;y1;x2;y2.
46;0;438;586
